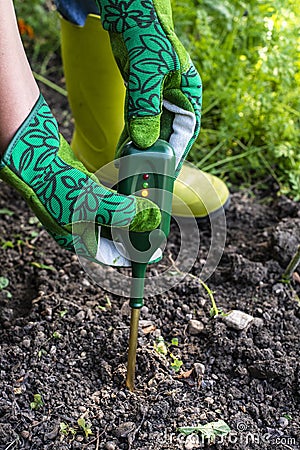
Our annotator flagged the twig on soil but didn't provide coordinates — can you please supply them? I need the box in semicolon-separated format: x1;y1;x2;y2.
82;433;100;449
4;439;18;450
128;406;148;450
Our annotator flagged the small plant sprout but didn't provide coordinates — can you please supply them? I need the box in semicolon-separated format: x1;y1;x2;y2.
154;336;168;356
30;393;44;410
167;254;226;318
0;276;12;299
77;417;93;438
0;277;9;290
154;337;184;373
178;419;231;443
0;208;14;216
60;422;77;438
59;309;68;318
97;295;112;311
170;354;183;373
52;331;61;339
31;262;55;271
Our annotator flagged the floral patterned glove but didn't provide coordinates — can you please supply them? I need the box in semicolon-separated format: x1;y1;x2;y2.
0;95;161;265
95;0;202;176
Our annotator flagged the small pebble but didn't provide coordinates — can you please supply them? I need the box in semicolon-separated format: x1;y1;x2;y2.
139;320;154;328
114;421;135;437
22;338;31;349
188;319;204;335
252;317;264;327
223;310;254;330
194;363;205;376
105;442;116;450
204;396;214;405
21;430;30;439
75;311;85;321
278;417;289;429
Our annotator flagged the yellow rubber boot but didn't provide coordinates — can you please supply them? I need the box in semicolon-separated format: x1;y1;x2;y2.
60;13;123;184
60;14;230;219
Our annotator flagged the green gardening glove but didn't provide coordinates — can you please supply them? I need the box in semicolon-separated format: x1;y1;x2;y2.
0;95;161;265
95;0;202;176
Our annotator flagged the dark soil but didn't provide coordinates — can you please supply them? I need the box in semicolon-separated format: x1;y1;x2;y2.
0;82;300;450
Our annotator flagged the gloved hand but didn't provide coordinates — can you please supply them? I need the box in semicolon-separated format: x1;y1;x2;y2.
0;95;161;265
95;0;202;176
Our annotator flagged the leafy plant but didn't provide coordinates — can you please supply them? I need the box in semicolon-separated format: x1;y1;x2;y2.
178;419;231;443
170;354;184;372
0;208;14;216
52;331;62;339
173;0;300;199
77;418;93;438
154;336;184;373
14;0;60;73
30;393;44;410
0;277;9;290
0;276;12;299
60;422;77;438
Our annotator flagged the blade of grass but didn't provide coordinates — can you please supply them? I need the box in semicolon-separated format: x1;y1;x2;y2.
33;72;67;97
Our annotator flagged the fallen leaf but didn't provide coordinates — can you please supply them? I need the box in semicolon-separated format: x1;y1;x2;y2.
178;368;194;379
142;325;156;334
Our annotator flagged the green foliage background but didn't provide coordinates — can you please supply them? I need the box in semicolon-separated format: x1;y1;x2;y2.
14;0;300;198
173;0;300;198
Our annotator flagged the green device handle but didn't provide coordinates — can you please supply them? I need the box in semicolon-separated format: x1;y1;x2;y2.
117;139;176;308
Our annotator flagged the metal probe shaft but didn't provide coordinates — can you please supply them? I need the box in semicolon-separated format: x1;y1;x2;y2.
126;308;140;391
125;261;147;391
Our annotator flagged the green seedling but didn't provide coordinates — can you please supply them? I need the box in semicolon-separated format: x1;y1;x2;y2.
154;337;168;356
0;208;14;216
170;354;183;372
0;277;9;290
60;422;77;438
178;419;231;443
154;337;184;373
52;331;61;339
167;255;227;318
96;295;112;312
59;309;68;318
77;418;93;438
38;349;47;359
31;262;55;271
28;216;41;226
283;414;293;421
30;393;44;410
0;276;12;298
1;240;14;249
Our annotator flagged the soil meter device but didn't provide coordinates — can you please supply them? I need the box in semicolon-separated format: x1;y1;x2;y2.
117;139;176;391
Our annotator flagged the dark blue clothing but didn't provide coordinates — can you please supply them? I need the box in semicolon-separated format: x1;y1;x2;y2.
54;0;99;26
